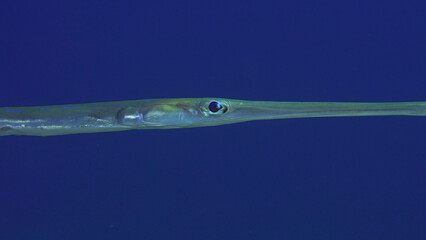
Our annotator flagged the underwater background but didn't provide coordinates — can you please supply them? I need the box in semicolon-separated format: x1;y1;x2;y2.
1;1;425;239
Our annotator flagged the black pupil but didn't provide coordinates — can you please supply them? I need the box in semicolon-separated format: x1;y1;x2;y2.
208;101;223;113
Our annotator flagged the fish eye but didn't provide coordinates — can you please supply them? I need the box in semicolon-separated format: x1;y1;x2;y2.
200;100;229;116
205;100;228;114
208;101;223;113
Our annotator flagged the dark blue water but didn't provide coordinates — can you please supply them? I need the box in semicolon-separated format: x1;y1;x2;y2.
1;1;425;239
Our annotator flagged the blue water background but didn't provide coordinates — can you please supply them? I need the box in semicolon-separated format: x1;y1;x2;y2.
1;1;425;239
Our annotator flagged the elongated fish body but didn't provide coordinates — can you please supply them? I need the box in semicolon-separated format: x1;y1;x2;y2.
1;98;425;136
